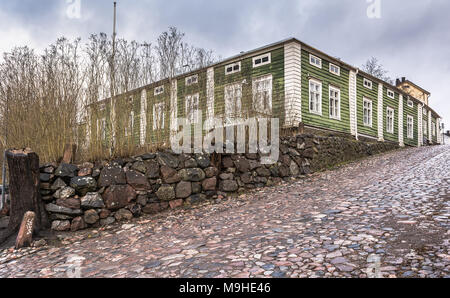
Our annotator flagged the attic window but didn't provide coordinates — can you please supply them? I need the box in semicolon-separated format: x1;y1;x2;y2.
387;89;395;99
252;53;271;68
185;74;199;86
225;62;241;75
309;54;322;68
329;63;340;76
154;85;164;96
363;78;373;89
407;99;414;108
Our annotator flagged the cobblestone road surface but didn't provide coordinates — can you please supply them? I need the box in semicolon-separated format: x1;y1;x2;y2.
1;144;449;278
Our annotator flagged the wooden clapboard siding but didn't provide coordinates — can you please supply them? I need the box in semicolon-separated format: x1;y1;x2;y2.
403;98;418;146
147;82;171;143
300;49;351;134
383;86;399;143
356;75;378;138
213;47;285;123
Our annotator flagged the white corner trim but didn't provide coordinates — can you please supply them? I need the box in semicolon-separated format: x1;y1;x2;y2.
170;79;178;133
377;84;384;141
398;94;404;147
140;89;147;145
284;42;302;127
349;71;358;138
206;67;215;129
428;110;432;142
418;104;423;147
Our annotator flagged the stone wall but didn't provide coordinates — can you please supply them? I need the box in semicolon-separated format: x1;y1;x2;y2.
39;133;399;232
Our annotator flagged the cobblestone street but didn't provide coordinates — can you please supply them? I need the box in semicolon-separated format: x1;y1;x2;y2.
0;144;449;278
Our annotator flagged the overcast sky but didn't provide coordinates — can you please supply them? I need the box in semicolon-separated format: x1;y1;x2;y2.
0;0;448;127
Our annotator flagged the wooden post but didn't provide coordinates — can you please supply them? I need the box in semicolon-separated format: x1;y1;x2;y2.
15;211;35;249
62;144;77;164
0;148;49;244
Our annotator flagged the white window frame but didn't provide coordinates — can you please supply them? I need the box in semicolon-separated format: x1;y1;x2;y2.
224;83;242;125
423;119;427;135
125;111;135;137
407;99;414;108
423;108;427;116
97;118;107;140
308;78;322;115
154;85;164;96
432;122;436;136
225;62;241;75
329;63;340;76
153;102;165;130
252;74;273;115
329;86;341;120
387;89;395;99
252;53;271;68
309;54;322;69
185;74;199;86
363;98;373;127
386;107;394;134
407;115;414;139
363;78;373;90
185;93;200;124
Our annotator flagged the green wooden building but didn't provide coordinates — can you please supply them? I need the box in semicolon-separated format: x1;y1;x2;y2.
89;38;443;151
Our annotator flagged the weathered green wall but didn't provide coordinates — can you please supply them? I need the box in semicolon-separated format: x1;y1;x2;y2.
300;49;351;134
403;98;418;146
214;47;285;122
383;87;399;143
356;75;378;138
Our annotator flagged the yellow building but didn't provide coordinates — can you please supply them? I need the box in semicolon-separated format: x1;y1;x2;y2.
396;77;430;106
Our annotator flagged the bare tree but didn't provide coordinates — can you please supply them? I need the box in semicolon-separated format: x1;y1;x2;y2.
361;57;394;85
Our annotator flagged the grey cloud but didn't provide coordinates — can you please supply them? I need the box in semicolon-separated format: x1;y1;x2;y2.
0;0;448;124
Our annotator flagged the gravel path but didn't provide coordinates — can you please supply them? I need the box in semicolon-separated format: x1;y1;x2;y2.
0;144;449;278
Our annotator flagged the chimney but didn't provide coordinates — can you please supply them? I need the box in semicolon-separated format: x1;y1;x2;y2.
402;77;406;82
396;78;401;86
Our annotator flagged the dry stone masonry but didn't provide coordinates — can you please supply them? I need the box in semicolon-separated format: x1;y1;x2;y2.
39;133;399;232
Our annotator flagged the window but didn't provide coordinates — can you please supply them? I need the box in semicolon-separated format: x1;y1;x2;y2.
154;85;164;96
329;86;340;120
309;79;322;115
185;74;198;86
252;53;271;68
387;89;395;99
252;75;272;115
185;93;200;124
423;108;427;116
125;111;134;137
225;62;241;75
153;102;165;130
224;83;242;124
386;107;394;134
309;54;322;68
407;115;414;139
363;98;372;127
407;99;414;108
329;63;340;76
423;119;427;135
432;122;436;136
363;78;373;89
97;118;107;140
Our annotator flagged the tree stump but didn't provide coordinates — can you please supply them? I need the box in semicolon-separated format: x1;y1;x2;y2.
0;148;49;244
15;211;35;249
